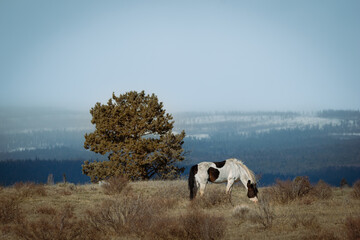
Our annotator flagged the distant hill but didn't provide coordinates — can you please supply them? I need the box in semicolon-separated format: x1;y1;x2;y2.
0;108;359;185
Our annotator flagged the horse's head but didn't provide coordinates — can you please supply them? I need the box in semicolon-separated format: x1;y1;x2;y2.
247;180;258;203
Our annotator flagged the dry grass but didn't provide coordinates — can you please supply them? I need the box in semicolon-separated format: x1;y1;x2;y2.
0;194;23;225
0;179;359;239
13;182;47;198
86;186;226;239
352;179;360;199
232;195;274;229
86;194;163;237
12;204;101;240
345;215;360;240
191;184;231;208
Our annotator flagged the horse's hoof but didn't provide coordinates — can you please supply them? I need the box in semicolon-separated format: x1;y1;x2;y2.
249;197;258;203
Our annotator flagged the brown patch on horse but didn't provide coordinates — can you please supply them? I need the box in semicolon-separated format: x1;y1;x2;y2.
207;167;220;182
214;161;226;168
189;164;199;200
247;180;258;198
192;165;198;175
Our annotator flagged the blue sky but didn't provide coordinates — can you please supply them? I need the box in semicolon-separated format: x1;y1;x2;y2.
1;0;359;112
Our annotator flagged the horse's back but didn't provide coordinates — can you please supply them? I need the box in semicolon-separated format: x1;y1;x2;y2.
196;160;236;183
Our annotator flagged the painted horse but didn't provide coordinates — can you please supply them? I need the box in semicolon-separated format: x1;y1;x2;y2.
188;158;258;202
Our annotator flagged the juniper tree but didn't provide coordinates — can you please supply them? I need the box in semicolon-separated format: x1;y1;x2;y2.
82;91;186;182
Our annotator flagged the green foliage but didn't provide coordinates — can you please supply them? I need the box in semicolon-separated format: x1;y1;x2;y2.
82;91;185;182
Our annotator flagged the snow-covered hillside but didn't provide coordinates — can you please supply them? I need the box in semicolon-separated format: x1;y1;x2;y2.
1;109;359;154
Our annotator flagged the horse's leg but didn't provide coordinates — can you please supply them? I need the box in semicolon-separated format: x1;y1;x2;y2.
199;182;207;196
226;179;235;205
226;179;235;194
194;179;200;198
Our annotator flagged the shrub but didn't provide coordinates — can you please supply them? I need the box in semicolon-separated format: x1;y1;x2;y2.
145;215;184;239
86;194;162;237
86;192;226;239
140;208;226;240
352;180;360;199
293;176;312;197
0;194;23;225
340;178;349;188
312;180;333;200
253;195;274;228
345;216;360;240
232;204;251;220
232;195;274;229
265;176;313;204
264;179;295;204
13;204;101;240
232;204;257;227
180;208;226;240
101;176;130;195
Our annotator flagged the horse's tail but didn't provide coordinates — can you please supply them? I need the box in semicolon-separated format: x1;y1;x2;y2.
188;164;198;200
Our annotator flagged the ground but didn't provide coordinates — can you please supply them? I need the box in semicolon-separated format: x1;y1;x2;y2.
0;180;359;239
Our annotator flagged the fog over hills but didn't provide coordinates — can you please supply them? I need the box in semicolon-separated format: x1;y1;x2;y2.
0;107;93;134
173;111;345;139
1;107;357;153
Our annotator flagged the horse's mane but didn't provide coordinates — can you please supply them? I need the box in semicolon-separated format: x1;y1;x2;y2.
228;158;256;183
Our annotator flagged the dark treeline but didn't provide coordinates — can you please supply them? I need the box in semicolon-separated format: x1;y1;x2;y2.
257;167;360;187
318;109;360;120
0;159;90;186
1;159;360;187
184;129;360;175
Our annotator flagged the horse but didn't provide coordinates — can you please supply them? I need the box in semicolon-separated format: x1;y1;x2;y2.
188;158;258;202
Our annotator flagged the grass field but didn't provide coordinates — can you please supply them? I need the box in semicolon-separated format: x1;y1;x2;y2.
1;178;360;240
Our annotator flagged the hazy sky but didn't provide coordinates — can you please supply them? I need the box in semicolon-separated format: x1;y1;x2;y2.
1;0;359;112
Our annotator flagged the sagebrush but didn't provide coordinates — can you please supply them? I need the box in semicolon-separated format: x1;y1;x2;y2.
0;179;359;240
